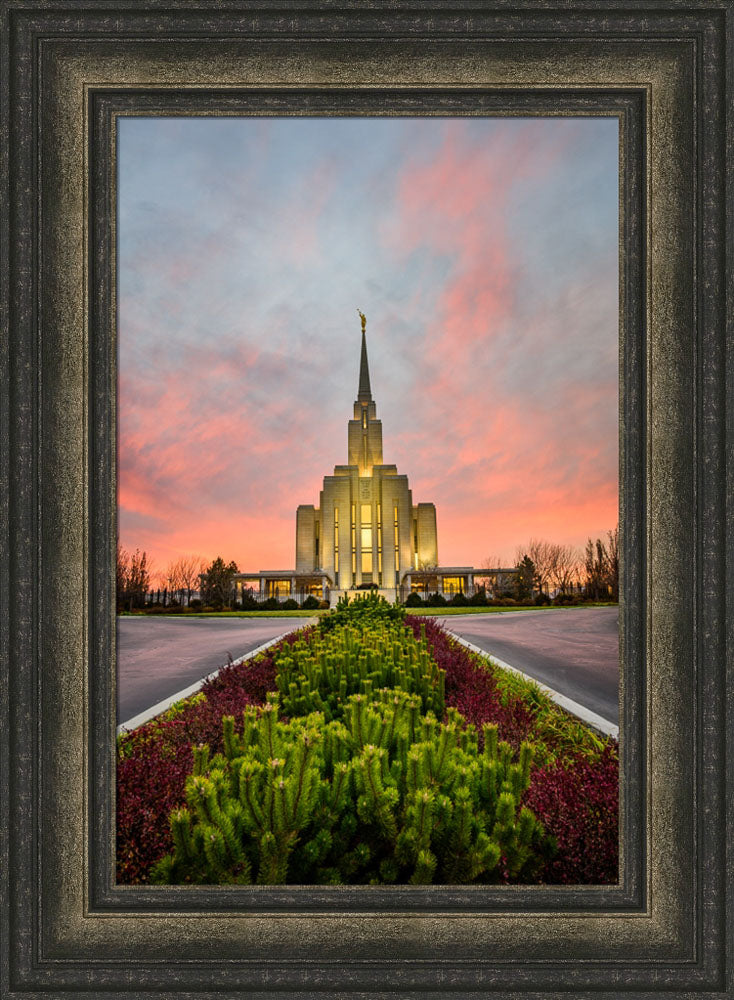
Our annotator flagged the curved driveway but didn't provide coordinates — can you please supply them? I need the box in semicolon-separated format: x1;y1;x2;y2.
117;617;310;723
435;608;619;725
118;608;619;728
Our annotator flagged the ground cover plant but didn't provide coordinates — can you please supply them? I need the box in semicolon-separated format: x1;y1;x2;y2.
117;595;618;885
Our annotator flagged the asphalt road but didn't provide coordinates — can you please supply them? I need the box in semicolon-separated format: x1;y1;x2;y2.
434;607;619;725
116;617;310;724
118;608;619;728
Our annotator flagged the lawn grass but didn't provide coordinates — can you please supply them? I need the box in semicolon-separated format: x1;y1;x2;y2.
120;609;319;618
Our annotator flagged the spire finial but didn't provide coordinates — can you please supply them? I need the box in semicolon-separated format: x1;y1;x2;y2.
356;309;372;402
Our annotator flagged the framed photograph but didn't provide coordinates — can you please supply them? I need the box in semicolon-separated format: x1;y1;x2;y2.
114;111;622;890
2;2;731;997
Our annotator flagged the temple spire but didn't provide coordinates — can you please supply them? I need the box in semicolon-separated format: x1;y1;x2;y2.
357;309;372;403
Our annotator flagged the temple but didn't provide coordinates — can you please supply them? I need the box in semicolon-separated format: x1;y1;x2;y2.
234;314;475;605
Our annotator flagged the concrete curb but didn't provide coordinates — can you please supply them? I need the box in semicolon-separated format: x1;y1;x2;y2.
444;630;619;740
117;625;312;735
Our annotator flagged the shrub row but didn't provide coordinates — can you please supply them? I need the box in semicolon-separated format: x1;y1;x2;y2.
137;595;325;614
405;591;601;609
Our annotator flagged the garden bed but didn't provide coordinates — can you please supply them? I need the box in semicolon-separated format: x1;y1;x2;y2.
117;597;618;885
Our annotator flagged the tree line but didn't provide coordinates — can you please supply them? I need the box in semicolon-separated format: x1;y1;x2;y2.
482;527;619;603
116;547;239;611
117;526;620;612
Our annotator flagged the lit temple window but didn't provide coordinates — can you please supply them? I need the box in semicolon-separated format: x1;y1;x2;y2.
334;507;339;575
360;503;373;563
351;504;356;575
394;503;399;572
377;503;382;576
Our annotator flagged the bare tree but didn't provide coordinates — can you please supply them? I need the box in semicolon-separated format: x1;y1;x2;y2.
478;555;505;597
124;548;151;610
117;545;153;609
584;530;619;601
116;545;130;610
547;543;582;596
176;554;206;605
606;526;619;601
526;539;553;596
165;559;185;604
162;556;204;605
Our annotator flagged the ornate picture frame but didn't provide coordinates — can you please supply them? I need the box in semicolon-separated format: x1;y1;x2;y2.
2;2;731;996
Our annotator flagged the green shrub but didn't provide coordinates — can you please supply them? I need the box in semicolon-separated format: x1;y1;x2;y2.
405;592;424;608
319;592;405;634
274;619;444;721
552;593;580;606
302;595;320;610
150;691;550;886
281;598;300;610
469;589;487;606
450;593;469;607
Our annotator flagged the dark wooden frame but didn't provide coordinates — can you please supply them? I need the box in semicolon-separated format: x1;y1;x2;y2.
1;2;731;996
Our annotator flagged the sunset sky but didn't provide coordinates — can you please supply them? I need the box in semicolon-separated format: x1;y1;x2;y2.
118;116;619;580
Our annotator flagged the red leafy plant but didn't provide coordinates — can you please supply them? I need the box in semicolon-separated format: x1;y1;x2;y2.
405;615;619;884
523;744;619;884
117;636;292;882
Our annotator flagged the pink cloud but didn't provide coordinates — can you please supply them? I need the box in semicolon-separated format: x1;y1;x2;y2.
380;121;561;413
372;123;618;565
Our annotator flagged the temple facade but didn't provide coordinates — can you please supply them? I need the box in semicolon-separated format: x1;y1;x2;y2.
295;313;438;599
234;314;476;606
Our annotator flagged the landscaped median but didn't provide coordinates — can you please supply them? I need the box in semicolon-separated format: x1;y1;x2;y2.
117;594;618;886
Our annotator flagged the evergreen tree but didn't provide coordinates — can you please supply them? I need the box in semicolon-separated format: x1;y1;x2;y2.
201;556;238;608
514;555;537;601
